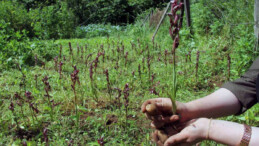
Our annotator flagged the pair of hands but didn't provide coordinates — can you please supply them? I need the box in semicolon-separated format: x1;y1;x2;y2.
141;98;209;146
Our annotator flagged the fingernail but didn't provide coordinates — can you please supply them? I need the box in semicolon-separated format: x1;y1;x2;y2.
151;122;155;128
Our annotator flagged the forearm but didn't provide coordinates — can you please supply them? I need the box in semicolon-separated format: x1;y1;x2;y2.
208;119;259;145
182;88;241;121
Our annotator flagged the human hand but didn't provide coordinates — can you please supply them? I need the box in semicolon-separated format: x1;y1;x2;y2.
153;118;210;146
141;98;187;128
152;124;179;145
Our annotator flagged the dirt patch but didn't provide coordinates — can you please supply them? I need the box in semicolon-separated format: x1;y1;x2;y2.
15;128;40;140
208;75;226;88
80;111;96;120
106;114;118;126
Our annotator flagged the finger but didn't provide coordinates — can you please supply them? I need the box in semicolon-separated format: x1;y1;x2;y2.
156;98;173;114
141;100;152;113
158;115;180;123
152;131;164;146
157;140;164;146
152;130;159;142
169;115;180;122
141;99;158;113
150;115;180;129
150;122;156;128
151;121;165;129
164;133;188;146
142;98;168;112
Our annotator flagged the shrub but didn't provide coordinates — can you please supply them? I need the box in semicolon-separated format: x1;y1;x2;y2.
0;20;58;70
75;24;123;38
30;2;76;39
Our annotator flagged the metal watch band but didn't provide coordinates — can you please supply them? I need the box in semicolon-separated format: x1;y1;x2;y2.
240;124;252;146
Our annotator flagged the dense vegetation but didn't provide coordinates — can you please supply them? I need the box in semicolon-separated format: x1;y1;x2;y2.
0;0;259;145
0;0;165;39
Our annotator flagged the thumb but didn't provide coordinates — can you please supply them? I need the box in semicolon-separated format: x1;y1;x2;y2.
164;132;187;146
155;99;174;114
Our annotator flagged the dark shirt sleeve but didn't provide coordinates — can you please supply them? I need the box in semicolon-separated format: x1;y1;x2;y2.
222;57;259;115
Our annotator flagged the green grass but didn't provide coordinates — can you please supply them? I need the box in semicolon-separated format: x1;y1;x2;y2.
1;33;258;145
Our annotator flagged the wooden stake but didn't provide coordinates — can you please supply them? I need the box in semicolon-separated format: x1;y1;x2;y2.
152;2;171;41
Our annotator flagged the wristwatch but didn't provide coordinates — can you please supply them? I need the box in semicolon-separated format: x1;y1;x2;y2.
239;124;252;146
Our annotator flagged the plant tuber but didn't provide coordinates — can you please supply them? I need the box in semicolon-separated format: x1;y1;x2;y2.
145;103;159;116
157;130;169;144
146;103;177;144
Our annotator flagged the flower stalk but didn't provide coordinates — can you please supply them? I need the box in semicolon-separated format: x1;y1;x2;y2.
227;53;231;80
71;66;80;125
168;0;184;114
90;62;98;102
104;69;112;102
123;83;130;128
69;42;74;63
42;76;54;120
196;51;200;81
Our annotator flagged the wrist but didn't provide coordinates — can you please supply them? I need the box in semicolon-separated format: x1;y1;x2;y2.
178;102;196;122
197;118;211;140
175;102;189;122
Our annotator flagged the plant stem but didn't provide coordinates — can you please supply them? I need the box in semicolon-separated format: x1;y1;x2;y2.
171;50;177;115
29;108;35;125
47;95;54;121
74;89;79;126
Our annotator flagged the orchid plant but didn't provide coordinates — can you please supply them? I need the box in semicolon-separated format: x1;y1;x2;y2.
168;0;184;114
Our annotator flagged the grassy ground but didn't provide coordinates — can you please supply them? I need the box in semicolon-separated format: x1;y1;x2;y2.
1;33;258;145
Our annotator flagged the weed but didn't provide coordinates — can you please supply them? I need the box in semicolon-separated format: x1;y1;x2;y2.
164;49;168;65
25;91;39;124
54;56;58;72
138;64;141;81
227;53;231;80
98;137;104;146
14;93;24;117
9;100;19;129
104;69;112;102
59;62;63;79
71;66;80;125
34;74;39;88
123;83;130;128
124;52;128;67
42;76;54;120
35;55;38;66
196;50;200;81
17;63;26;93
90;62;98;102
43;127;49;145
114;87;122;109
69;42;74;62
59;45;62;59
